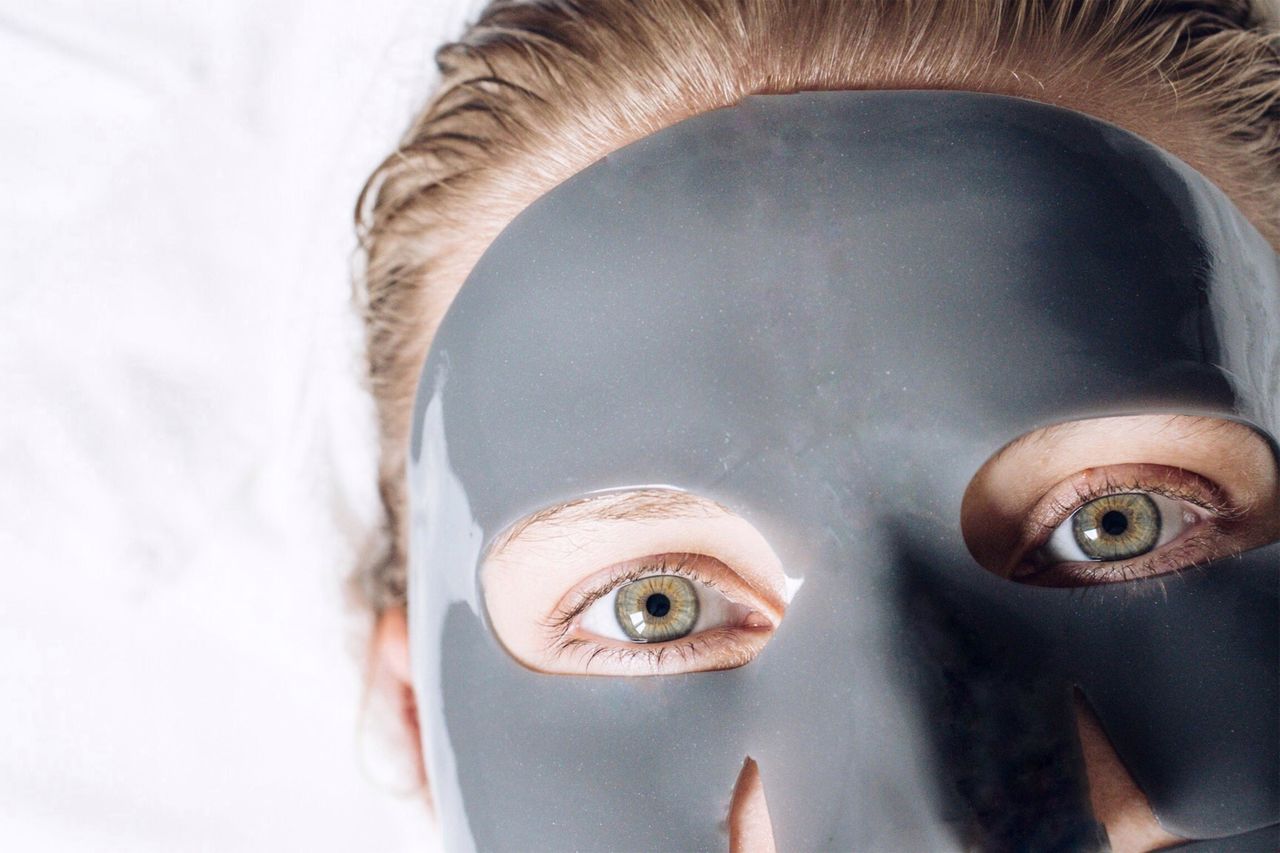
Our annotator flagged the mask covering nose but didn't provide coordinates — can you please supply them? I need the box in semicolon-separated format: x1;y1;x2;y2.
407;91;1279;851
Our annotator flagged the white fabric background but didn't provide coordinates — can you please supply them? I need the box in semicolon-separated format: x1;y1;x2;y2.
1;1;482;848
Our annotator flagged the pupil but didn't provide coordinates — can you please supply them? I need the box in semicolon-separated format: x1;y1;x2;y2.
1101;510;1129;536
645;593;671;618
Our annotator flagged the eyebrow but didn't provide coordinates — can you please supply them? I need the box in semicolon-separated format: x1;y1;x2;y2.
487;489;726;557
990;414;1247;463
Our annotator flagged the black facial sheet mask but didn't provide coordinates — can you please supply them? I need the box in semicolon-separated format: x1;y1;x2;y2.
407;91;1280;851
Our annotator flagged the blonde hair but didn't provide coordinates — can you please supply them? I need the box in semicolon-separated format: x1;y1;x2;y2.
353;0;1280;615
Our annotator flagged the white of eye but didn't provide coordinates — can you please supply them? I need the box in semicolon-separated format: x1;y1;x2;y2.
1039;492;1201;563
577;574;755;643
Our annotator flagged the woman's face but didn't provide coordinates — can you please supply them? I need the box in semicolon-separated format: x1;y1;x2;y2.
396;92;1280;851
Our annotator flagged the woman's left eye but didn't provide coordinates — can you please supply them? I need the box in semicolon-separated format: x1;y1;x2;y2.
578;573;757;643
1029;491;1205;570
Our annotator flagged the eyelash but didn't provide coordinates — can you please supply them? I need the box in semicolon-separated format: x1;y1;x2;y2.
542;554;712;638
535;468;1248;660
1014;468;1247;584
552;627;761;671
541;554;764;668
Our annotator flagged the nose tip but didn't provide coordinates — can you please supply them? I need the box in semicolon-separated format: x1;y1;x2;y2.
729;757;777;853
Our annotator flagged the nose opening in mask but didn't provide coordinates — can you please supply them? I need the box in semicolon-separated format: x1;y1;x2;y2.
728;756;776;853
1071;688;1180;852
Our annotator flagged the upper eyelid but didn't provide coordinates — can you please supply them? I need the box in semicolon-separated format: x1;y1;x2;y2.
1022;466;1240;541
1035;483;1208;536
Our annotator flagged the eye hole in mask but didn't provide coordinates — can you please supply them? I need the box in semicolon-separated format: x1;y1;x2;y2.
481;492;790;676
961;415;1280;588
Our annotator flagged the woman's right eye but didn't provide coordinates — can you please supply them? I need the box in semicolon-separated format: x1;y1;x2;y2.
578;572;759;643
541;552;780;674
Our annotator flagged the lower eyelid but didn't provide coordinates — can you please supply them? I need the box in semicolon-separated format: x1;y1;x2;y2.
552;625;774;674
1017;521;1224;586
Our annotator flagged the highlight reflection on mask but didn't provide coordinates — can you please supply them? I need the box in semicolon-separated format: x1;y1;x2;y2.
407;91;1279;851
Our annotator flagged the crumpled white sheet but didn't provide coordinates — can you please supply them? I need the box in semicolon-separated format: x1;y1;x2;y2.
0;1;481;848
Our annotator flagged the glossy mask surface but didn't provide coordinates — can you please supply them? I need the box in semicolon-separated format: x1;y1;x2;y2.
407;91;1279;851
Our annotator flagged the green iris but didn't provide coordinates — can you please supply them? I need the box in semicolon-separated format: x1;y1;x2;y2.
614;575;699;642
1072;493;1161;560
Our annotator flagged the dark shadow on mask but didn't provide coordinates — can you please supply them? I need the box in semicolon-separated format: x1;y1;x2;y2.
887;520;1110;853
